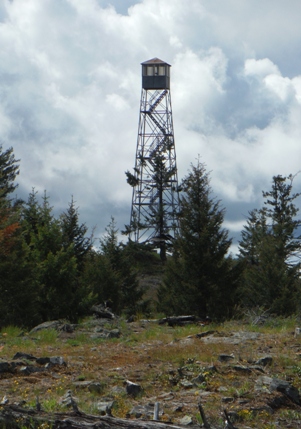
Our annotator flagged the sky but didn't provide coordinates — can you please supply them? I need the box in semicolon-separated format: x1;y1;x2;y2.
1;0;301;255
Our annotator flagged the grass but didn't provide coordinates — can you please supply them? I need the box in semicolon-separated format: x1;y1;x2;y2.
0;316;300;428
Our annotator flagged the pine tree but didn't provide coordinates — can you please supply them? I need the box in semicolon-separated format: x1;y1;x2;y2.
239;208;268;266
60;196;93;271
0;145;20;201
263;174;301;263
0;144;21;252
99;218;144;315
125;151;179;262
238;207;267;308
20;190;82;322
238;175;301;315
158;160;236;320
80;250;120;312
0;237;41;327
0;145;40;327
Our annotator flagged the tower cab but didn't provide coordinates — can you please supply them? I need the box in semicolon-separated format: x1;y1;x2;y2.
142;58;170;90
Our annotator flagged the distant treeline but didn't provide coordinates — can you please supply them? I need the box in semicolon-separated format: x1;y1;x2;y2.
1;145;301;328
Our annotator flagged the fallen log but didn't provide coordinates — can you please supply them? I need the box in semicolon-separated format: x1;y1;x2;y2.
158;315;200;326
91;304;115;319
0;402;240;429
0;404;202;429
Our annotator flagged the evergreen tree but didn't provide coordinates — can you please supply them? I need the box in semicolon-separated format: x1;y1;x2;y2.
21;190;62;258
0;145;19;200
237;208;269;307
0;145;37;327
238;175;301;315
125;148;179;262
158;160;236;320
81;218;144;316
100;218;144;315
0;234;41;327
263;174;301;263
60;196;93;271
0;144;21;256
239;208;268;266
20;190;83;322
81;250;121;313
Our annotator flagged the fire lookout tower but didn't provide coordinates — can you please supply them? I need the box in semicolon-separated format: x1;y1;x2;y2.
127;58;180;260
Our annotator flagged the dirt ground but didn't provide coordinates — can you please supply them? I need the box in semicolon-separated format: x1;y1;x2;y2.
1;318;301;428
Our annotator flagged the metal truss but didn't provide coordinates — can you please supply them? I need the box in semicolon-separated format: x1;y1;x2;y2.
129;88;180;245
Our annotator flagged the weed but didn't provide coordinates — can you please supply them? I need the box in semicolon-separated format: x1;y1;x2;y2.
42;398;62;412
237;409;253;421
279;409;301;420
276;354;296;369
77;374;86;381
32;329;58;345
66;339;80;347
195;413;203;425
1;326;24;337
111;393;132;418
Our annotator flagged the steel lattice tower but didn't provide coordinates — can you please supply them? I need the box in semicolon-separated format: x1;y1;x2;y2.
128;58;180;259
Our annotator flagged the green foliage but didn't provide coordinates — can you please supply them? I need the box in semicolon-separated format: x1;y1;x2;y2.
125;150;179;262
37;247;79;321
82;218;145;316
80;249;120;312
0;144;20;200
21;191;91;323
100;218;145;315
0;145;38;328
0;145;148;327
158;159;237;320
60;196;93;271
238;174;301;315
0;185;94;327
0;237;41;327
125;170;139;187
123;239;161;273
4;140;300;327
0;144;21;255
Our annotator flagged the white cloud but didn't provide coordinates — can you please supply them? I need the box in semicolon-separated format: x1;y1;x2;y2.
292;76;301;103
0;0;300;244
244;58;300;103
264;74;295;102
0;108;11;138
172;48;228;134
245;58;280;78
224;219;246;233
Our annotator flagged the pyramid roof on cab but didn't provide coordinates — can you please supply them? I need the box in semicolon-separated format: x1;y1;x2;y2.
141;58;171;66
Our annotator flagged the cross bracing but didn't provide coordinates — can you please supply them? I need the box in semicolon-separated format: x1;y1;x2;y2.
129;87;180;247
